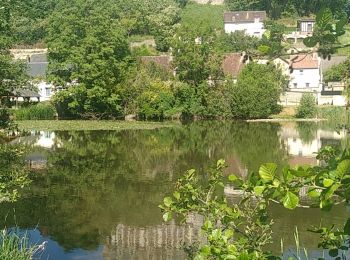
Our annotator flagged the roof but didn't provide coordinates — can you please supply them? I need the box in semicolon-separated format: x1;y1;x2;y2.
140;55;172;71
13;89;40;98
290;54;319;69
222;53;244;77
224;11;267;23
27;62;48;77
298;18;316;22
321;56;348;72
29;53;48;63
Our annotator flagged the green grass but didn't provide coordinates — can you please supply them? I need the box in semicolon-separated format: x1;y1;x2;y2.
180;2;225;32
128;35;154;43
337;25;350;56
13;103;56;120
16;120;177;131
0;228;45;260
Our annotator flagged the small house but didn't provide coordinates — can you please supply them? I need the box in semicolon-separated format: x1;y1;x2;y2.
224;11;266;38
298;18;316;35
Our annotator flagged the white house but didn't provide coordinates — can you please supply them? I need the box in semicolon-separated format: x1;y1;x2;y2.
289;53;321;91
224;11;266;38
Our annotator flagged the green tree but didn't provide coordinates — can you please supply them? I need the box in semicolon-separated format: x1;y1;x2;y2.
46;0;131;88
296;93;317;118
230;63;286;119
171;25;223;86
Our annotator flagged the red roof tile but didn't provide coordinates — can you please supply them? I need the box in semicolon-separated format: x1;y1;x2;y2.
290;54;319;69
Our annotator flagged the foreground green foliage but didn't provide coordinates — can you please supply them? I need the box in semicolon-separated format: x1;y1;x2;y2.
296;93;318;119
161;146;350;259
0;229;45;260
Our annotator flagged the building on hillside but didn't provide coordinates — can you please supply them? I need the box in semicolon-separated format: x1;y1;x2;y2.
298;18;316;35
279;54;321;105
224;11;266;38
319;56;348;106
289;53;321;91
284;18;316;45
27;53;54;102
221;53;245;80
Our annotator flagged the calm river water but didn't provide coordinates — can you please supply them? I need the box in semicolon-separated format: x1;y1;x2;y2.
1;121;349;259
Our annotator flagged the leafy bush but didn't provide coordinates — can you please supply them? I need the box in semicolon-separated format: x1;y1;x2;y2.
52;85;123;119
161;147;350;259
137;80;177;119
14;103;56;120
296;93;317;118
230;63;285;119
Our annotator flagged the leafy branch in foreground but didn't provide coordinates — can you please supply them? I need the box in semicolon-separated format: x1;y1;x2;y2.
161;146;350;259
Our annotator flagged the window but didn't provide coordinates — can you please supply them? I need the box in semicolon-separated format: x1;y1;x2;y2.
45;88;51;96
300;69;304;75
293;83;297;88
306;83;310;87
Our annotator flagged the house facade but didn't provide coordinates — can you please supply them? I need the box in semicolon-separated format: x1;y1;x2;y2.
298;19;316;35
289;54;321;91
224;11;266;38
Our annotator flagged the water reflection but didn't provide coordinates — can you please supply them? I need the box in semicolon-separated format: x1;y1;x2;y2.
0;121;348;259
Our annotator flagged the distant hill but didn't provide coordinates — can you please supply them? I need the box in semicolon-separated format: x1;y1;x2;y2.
192;0;224;5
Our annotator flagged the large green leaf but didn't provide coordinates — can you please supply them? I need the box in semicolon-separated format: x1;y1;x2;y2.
163;212;172;222
259;163;277;181
337;159;350;176
336;16;348;33
316;8;333;30
163;197;173;207
344;218;350;235
282;191;299;210
303;36;318;47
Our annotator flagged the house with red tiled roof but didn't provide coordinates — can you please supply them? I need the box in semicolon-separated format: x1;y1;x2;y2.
288;53;321;92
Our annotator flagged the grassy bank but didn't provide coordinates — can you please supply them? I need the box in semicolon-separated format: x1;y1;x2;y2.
16;120;177;131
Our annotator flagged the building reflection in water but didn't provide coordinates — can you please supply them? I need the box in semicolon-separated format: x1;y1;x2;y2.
104;214;203;260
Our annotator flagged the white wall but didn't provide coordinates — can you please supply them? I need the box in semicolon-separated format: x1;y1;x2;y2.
224;22;265;38
37;81;54;101
289;68;321;90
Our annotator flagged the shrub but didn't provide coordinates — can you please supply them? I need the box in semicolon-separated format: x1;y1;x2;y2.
14;103;56;120
137;80;177;119
52;85;123;119
230;63;285;119
296;93;317;118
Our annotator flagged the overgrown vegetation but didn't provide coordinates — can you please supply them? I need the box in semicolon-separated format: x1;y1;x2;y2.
161;146;350;259
296;93;318;118
13;103;56;120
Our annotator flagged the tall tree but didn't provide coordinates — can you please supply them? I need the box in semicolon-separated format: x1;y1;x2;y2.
171;25;223;86
0;0;28;101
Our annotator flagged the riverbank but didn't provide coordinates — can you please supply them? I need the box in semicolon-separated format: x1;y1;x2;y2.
16;120;177;131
